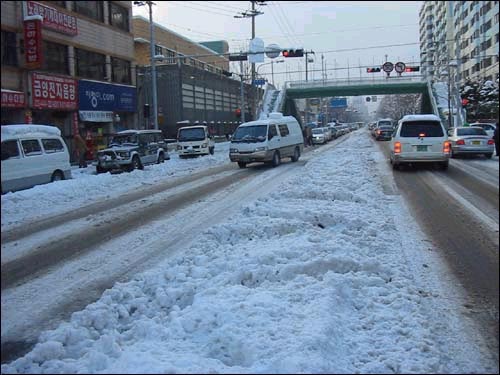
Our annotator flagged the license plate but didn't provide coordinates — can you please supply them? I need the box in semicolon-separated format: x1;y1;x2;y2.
472;141;480;145
416;145;427;151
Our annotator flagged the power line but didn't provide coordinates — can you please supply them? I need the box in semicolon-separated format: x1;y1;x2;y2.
168;1;236;17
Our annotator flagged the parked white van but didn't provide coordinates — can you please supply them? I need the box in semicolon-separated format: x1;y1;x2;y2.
1;124;72;194
229;112;304;168
177;124;215;158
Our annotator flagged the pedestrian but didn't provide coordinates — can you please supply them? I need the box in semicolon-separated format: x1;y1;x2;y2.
302;127;308;147
74;131;88;168
306;126;313;146
494;122;499;157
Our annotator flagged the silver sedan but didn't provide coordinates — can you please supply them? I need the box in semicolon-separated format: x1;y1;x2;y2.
447;126;495;159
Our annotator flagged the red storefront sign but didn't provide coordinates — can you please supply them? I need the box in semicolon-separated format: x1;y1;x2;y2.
31;72;78;110
26;1;78;36
1;90;26;108
23;17;43;70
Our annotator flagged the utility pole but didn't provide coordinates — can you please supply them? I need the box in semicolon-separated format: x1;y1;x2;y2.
240;59;246;123
304;50;314;126
134;1;158;130
234;1;266;120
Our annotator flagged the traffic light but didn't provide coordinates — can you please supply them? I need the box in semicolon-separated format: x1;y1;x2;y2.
366;67;381;73
282;49;304;58
404;66;420;72
235;108;241;119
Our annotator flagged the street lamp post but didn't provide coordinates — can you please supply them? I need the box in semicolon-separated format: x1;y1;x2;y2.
134;1;158;130
256;60;284;86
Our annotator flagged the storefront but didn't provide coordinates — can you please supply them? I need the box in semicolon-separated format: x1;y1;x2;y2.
1;89;27;124
28;72;79;160
78;79;137;156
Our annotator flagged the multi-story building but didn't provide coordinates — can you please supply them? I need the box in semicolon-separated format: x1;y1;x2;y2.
1;1;136;161
132;15;260;138
419;0;499;84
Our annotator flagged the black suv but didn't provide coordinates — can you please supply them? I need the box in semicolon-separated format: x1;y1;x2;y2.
94;130;169;173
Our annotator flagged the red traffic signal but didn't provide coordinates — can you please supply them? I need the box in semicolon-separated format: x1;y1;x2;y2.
282;49;304;58
235;108;241;118
366;67;381;73
404;66;420;72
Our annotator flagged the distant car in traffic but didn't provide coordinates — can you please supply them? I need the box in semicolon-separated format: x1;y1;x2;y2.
312;127;327;144
469;122;496;138
447;126;494;159
374;125;393;141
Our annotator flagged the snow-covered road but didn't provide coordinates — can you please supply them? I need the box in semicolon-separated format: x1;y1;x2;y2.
1;129;498;373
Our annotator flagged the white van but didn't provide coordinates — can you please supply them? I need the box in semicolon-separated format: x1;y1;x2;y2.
1;124;72;194
177;125;215;158
229;112;304;168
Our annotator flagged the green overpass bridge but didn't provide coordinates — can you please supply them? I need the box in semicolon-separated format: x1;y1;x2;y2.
259;76;440;126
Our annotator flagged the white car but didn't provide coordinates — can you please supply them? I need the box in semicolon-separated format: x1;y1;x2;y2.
312;128;327;144
390;114;451;170
447;126;494;159
469;122;496;138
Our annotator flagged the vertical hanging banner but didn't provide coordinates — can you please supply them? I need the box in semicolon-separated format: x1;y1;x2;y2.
24;15;43;70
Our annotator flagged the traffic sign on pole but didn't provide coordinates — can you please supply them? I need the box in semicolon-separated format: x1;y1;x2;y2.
382;62;394;73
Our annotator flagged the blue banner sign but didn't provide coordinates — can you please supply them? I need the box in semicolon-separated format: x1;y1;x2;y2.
330;97;347;108
252;79;267;86
79;80;136;112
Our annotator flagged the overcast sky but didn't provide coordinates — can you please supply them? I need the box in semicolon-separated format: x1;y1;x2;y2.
132;1;423;87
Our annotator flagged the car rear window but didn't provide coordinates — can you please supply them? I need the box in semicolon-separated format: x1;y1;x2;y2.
400;121;444;137
378;121;392;126
457;128;487;136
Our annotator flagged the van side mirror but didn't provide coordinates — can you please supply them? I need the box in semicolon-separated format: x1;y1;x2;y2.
268;133;274;140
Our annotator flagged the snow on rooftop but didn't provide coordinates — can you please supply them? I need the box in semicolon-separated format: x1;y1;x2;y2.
1;124;61;139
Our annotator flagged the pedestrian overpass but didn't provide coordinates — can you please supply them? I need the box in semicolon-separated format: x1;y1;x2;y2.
257;75;442;126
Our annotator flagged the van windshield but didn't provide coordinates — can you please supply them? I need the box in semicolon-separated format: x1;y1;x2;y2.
400;121;444;137
232;125;267;143
109;134;138;146
178;128;205;141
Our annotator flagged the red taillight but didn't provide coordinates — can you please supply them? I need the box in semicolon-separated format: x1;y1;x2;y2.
394;141;401;154
487;139;494;145
443;141;451;153
456;139;465;145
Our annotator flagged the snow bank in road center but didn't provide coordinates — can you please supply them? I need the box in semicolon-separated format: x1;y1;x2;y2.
2;131;495;374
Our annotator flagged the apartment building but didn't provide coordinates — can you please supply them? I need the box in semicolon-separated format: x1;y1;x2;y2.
1;1;136;160
419;0;499;84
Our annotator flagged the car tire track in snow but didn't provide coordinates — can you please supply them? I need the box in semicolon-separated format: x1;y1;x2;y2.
1;168;253;289
1;164;234;244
